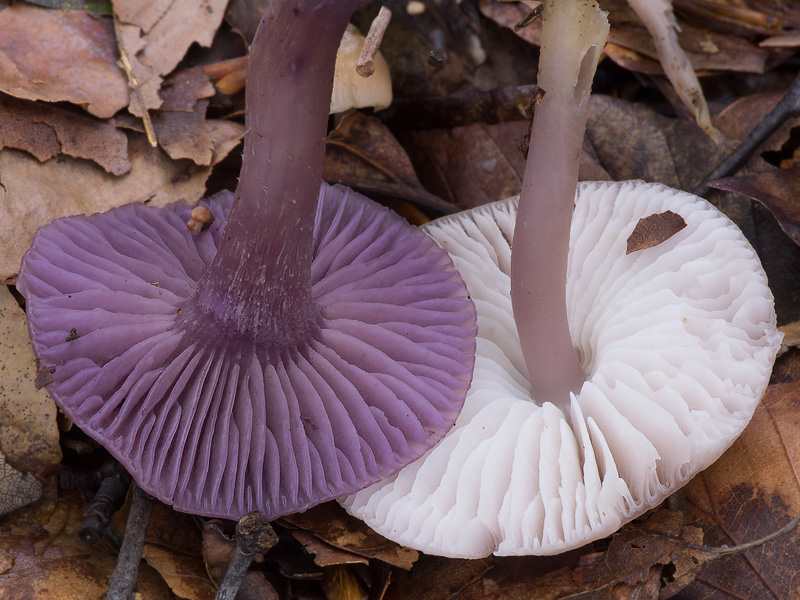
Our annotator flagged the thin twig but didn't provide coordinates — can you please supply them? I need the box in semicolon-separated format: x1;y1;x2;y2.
694;69;800;197
515;3;543;31
79;465;132;545
215;512;277;600
106;484;158;600
112;14;158;148
357;6;392;77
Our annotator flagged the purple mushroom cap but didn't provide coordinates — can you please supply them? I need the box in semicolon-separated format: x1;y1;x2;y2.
18;182;476;519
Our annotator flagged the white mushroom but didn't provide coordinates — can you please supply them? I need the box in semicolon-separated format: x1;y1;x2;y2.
342;181;781;557
341;0;781;558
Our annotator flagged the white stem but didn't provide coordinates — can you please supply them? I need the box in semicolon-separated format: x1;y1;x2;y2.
626;0;720;141
510;0;608;403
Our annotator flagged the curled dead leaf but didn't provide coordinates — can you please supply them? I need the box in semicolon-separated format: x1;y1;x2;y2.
710;167;800;246
279;502;418;570
114;0;229;117
0;3;128;118
324;111;456;213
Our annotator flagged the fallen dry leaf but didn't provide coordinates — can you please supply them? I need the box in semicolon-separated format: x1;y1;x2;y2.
113;0;228;116
0;451;42;518
479;0;542;46
586;94;725;190
143;544;216;600
626;210;687;254
778;321;800;357
324;111;456;213
0;3;128;118
0;121;243;284
292;530;369;568
401;121;529;209
151;67;218;165
0;481;175;599
154;102;215;165
710;167;800;245
321;564;368;600
681;381;800;598
0;286;60;474
236;572;279;600
401;116;611;211
201;520;235;585
0;94;130;175
280;502;418;570
675;0;791;37
606;19;769;76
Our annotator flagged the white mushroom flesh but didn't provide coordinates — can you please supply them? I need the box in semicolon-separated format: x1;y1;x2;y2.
342;180;781;557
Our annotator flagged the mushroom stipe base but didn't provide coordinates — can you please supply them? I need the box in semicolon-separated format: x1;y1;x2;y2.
343;180;781;558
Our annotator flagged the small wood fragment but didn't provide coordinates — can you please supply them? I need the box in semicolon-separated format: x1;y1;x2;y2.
515;3;543;31
626;210;687;255
187;205;214;234
113;15;158;148
357;6;392;77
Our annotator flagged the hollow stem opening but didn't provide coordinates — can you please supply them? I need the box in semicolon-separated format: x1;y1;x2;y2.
180;0;369;344
510;0;608;403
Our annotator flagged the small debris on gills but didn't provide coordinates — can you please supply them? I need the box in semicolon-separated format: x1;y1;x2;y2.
626;210;687;255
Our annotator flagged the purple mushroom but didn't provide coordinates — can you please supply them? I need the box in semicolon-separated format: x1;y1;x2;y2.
16;0;477;521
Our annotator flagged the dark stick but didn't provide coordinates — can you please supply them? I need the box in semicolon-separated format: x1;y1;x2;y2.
106;484;158;600
694;70;800;197
215;512;277;600
80;467;133;545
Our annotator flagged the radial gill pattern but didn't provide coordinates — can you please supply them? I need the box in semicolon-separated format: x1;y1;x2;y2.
18;184;477;520
342;180;781;558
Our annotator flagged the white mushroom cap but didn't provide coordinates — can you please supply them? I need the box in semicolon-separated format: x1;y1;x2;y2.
330;24;392;114
342;180;781;558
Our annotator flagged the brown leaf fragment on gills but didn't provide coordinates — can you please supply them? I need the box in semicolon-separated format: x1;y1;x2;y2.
626;210;687;254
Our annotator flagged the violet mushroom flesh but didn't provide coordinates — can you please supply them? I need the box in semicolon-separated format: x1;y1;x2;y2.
17;0;477;520
343;0;781;557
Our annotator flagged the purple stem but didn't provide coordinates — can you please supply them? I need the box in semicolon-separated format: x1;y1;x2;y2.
510;0;608;403
180;0;369;345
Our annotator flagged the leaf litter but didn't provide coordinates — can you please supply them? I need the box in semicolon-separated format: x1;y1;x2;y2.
3;0;800;598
